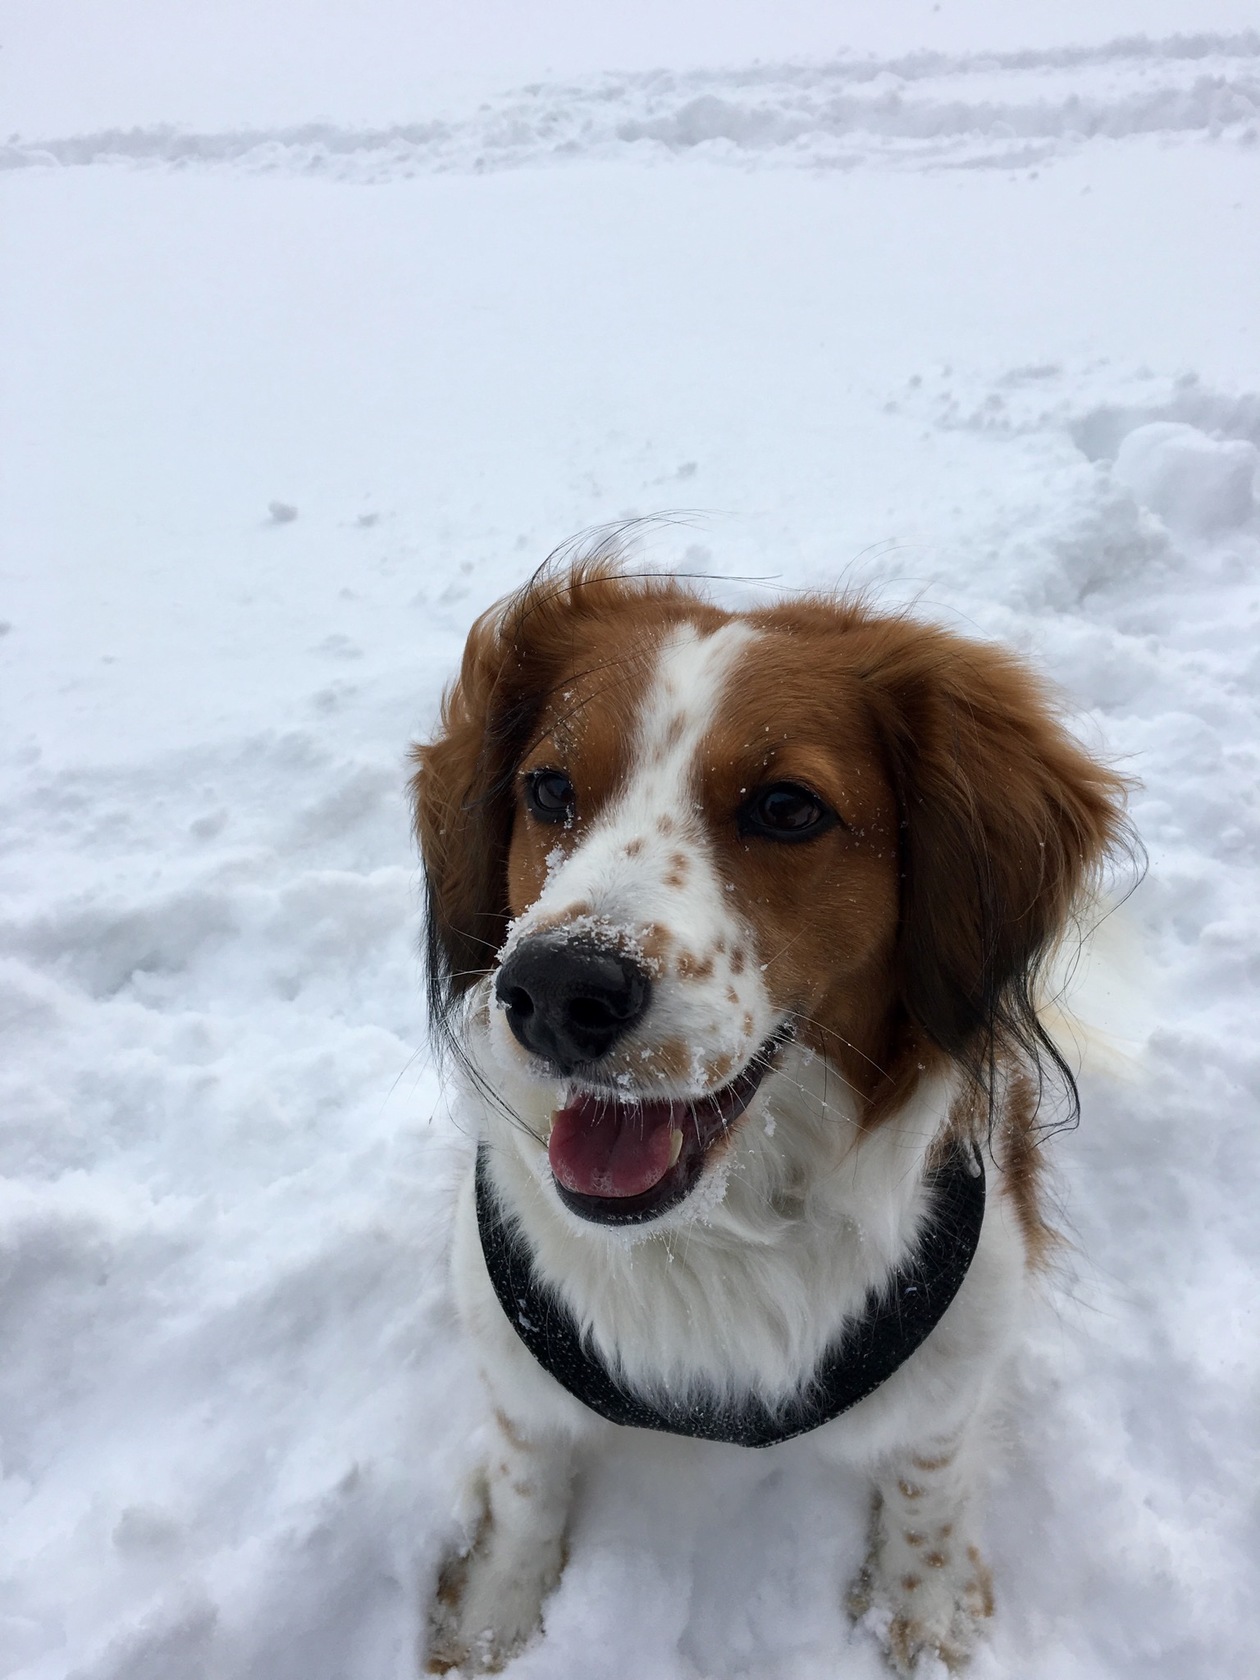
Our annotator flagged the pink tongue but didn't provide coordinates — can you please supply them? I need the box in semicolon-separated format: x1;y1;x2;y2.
549;1092;683;1198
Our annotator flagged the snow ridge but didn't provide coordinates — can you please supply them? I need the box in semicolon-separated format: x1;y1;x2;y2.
5;30;1259;179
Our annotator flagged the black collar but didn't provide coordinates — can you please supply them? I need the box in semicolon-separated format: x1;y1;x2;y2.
475;1139;985;1449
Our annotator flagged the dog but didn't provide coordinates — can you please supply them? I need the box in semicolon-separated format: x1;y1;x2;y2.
411;558;1128;1675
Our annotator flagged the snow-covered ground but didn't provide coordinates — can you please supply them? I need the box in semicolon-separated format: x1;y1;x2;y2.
2;7;1258;1678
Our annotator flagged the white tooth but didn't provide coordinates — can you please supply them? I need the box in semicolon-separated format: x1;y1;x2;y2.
667;1128;684;1167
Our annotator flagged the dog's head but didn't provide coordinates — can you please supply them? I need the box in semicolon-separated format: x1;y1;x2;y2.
411;560;1127;1226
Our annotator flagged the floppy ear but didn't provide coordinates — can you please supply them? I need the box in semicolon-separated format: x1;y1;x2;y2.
410;554;648;1027
856;622;1130;1106
409;602;528;1025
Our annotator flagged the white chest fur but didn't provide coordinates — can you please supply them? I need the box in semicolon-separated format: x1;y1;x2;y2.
467;1036;1013;1409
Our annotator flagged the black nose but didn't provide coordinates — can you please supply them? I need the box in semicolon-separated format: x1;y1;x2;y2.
494;936;652;1074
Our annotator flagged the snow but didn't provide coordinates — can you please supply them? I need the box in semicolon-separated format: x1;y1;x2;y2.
8;31;1260;178
2;5;1258;1678
1113;422;1258;535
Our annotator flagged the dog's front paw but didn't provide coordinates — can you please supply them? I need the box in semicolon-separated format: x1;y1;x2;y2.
426;1516;566;1675
427;1412;575;1673
847;1537;994;1677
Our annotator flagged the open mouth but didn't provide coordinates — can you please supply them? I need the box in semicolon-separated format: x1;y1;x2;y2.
548;1035;786;1226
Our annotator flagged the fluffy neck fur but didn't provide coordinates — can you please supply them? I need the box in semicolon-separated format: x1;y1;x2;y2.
467;1003;960;1406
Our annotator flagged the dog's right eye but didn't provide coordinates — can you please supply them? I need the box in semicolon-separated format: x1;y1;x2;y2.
523;769;576;823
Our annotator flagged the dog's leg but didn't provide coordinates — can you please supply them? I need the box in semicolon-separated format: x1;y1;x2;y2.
427;1405;573;1675
847;1427;994;1676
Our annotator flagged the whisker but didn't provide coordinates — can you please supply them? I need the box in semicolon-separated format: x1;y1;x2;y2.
789;1009;891;1082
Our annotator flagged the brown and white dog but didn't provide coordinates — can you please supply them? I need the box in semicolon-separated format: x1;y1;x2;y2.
411;559;1127;1675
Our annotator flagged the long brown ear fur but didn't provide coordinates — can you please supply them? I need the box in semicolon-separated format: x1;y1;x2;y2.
409;556;692;1038
851;618;1133;1122
409;596;520;1030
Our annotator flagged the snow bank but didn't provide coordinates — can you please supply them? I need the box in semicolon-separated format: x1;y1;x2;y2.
5;31;1260;179
1114;421;1257;534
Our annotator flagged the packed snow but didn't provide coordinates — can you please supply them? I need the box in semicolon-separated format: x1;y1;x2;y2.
1;5;1258;1678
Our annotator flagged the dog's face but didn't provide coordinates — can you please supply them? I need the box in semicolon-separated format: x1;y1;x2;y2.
413;564;1123;1228
496;611;903;1223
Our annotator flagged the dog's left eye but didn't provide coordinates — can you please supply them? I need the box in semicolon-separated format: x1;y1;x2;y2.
738;782;837;842
524;769;576;823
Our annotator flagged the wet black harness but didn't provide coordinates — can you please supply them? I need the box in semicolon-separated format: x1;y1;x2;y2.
475;1141;986;1449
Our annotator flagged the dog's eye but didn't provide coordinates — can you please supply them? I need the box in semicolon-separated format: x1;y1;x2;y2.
738;782;837;843
524;769;576;823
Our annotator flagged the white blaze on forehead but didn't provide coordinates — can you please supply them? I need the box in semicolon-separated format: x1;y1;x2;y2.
627;618;758;811
513;617;759;942
499;615;775;1093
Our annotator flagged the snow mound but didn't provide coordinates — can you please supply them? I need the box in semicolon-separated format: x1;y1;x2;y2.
1113;420;1258;535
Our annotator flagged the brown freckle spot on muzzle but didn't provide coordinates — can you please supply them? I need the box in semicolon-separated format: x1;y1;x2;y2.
897;1480;925;1501
924;1551;949;1570
636;922;672;967
901;1575;921;1594
664;868;686;889
725;986;739;1006
624;837;644;858
904;1531;925;1548
730;946;746;975
657;814;677;836
676;950;714;980
704;1051;735;1087
648;1038;692;1080
527;901;593;936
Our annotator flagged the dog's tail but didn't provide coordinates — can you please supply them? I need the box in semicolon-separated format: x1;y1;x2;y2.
1036;892;1154;1086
